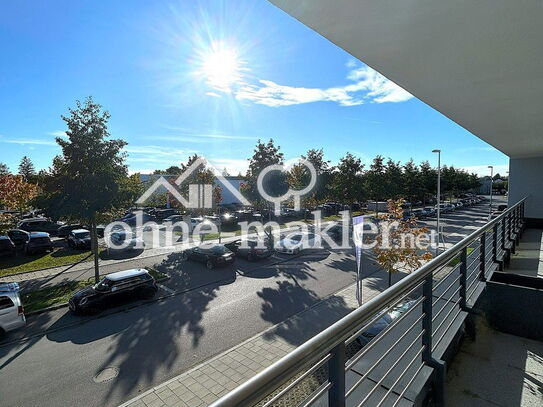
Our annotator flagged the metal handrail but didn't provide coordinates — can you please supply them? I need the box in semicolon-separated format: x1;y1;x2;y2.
211;198;526;407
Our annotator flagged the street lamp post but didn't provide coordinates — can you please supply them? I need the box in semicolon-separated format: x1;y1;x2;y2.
432;149;441;256
488;165;494;217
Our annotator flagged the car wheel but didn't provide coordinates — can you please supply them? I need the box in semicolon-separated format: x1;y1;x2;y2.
206;259;214;270
247;253;256;262
294;248;300;255
181;251;189;260
142;287;157;299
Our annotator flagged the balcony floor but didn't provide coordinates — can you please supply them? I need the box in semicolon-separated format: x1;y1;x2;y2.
445;317;543;406
507;228;543;278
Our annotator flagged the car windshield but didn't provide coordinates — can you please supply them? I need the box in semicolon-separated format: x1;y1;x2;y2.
210;245;230;254
95;278;112;291
74;231;90;239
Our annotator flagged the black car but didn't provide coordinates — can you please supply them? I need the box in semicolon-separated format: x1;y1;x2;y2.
225;239;273;261
182;244;235;269
69;268;158;314
152;208;179;221
25;232;53;254
0;236;16;257
6;229;30;246
356;300;417;346
67;229;91;249
57;224;85;238
17;218;63;235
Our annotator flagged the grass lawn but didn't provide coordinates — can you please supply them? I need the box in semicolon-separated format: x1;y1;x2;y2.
22;269;168;313
0;248;94;277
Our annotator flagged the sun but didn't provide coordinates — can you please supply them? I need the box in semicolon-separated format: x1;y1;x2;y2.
199;47;242;91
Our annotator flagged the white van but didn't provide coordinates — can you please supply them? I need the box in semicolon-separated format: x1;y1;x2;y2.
0;283;26;337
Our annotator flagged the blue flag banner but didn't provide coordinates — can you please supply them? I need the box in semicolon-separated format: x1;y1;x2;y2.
352;215;364;305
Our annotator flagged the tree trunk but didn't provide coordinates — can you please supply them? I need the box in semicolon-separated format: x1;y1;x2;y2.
90;219;100;283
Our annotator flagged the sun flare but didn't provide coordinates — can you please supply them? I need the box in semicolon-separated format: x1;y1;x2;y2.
199;48;242;90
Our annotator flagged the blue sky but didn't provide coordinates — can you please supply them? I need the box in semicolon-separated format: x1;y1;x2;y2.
0;0;508;177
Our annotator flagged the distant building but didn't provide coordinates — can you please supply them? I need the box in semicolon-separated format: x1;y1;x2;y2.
138;174;247;206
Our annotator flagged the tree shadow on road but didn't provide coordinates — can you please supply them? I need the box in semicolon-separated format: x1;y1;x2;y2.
44;279;223;405
258;280;352;346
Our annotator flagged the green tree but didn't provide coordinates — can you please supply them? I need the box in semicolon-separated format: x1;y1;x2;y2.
18;156;36;181
403;159;422;204
245;139;287;210
384;159;403;200
0;162;9;176
38;97;135;282
331;153;364;212
419;160;437;205
365;155;387;215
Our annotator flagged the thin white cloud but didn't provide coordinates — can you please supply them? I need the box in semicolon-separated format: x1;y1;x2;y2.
205;61;413;107
0;135;57;146
47;130;67;138
147;130;256;143
460;164;509;177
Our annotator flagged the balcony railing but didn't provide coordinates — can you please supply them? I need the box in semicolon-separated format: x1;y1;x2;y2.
211;198;526;407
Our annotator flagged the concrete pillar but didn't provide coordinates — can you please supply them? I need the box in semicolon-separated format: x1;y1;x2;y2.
509;156;543;223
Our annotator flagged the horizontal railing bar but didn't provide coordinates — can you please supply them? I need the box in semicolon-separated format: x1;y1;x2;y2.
373;350;426;407
301;381;332;407
355;338;425;407
345;318;425;398
210;198;526;407
261;354;332;407
345;296;425;370
345;281;424;346
432;297;462;338
466;258;479;273
432;308;463;352
432;275;461;307
432;288;461;323
432;264;460;291
390;363;425;407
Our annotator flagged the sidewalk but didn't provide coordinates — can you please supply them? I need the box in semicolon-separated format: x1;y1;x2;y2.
119;280;384;407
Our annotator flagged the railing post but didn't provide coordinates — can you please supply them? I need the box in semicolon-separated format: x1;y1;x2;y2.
328;342;346;407
479;233;486;281
459;247;468;310
492;224;500;270
422;273;445;406
501;217;506;251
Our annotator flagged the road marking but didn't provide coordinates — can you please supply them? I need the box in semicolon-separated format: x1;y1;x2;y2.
158;284;175;294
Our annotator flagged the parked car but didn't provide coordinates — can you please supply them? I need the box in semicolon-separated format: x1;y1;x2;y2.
225;238;273;261
422;207;435;217
182;244;235;269
106;231;145;250
68;268;158;314
276;232;317;254
0;236;16;257
6;229;30;246
445;203;456;212
122;212;157;226
163;215;184;224
67;229;91;250
25;232;53;254
356;300;417;347
151;208;179;221
412;209;425;219
0;283;26;337
57;224;85;238
17;217;63;235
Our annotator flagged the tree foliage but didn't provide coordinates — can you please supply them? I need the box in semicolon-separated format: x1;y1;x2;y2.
18;156;36;181
373;199;433;287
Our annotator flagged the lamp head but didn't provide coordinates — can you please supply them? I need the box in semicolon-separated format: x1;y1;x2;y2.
432;149;441;153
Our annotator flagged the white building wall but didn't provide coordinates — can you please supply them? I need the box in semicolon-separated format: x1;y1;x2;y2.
509;156;543;219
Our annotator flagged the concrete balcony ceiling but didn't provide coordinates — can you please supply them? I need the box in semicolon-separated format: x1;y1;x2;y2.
269;0;543;158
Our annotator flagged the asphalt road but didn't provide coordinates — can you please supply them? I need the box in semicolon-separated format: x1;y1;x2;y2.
0;200;501;407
